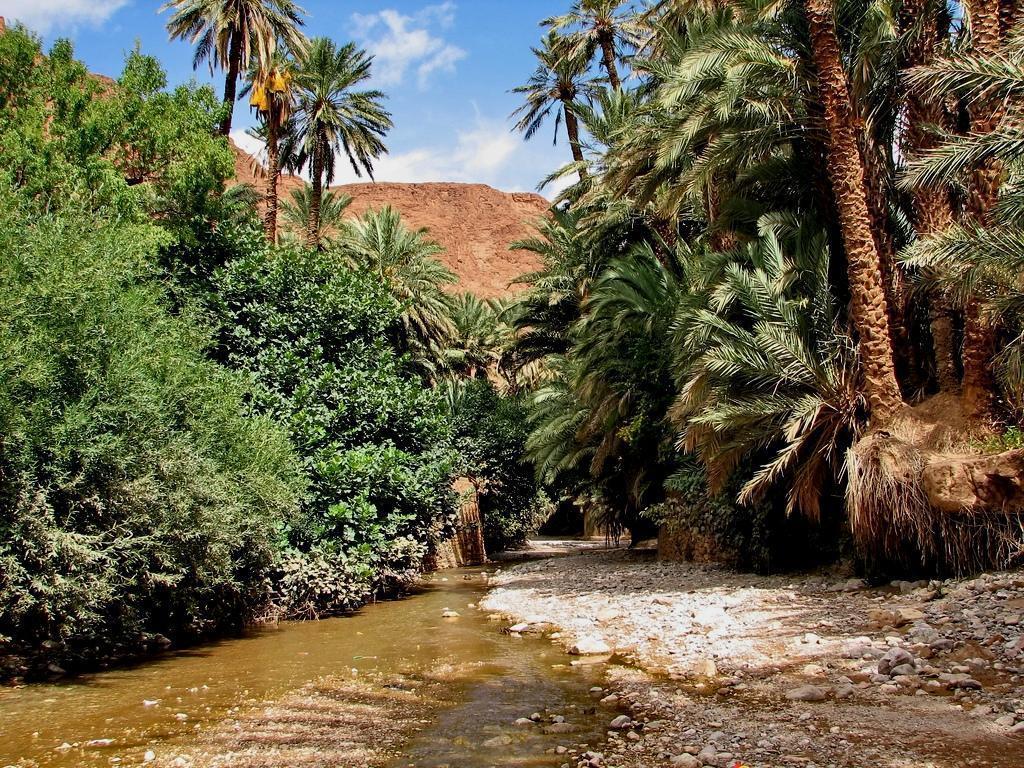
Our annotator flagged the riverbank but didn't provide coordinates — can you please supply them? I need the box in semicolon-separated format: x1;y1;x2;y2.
479;548;1024;767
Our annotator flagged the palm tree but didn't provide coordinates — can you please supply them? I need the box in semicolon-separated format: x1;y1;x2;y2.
161;0;306;136
246;50;299;241
512;31;599;180
291;38;392;248
339;206;456;357
543;0;641;89
280;186;352;246
443;293;511;380
802;0;903;422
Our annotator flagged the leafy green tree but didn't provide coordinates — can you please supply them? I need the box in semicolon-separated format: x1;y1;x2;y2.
161;0;307;135
0;196;301;677
211;244;459;609
445;381;546;551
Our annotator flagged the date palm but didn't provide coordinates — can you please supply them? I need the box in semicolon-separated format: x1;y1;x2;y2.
246;50;299;241
339;206;456;358
161;0;306;136
543;0;641;89
290;38;392;249
802;0;903;422
512;31;598;180
280;186;352;247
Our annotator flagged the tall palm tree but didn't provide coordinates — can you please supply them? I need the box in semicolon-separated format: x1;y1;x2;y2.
291;38;392;249
543;0;641;89
802;0;903;422
161;0;306;136
246;50;299;241
512;31;598;180
339;206;456;357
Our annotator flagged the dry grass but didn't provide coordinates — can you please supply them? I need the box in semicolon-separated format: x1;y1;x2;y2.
847;395;1024;574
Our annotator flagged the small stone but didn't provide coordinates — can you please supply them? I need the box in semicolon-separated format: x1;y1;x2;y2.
669;755;700;768
509;623;529;633
482;734;514;747
609;715;632;729
785;685;827;702
441;609;460;619
143;751;156;763
543;722;577;734
570;635;611;655
889;663;916;677
877;647;914;676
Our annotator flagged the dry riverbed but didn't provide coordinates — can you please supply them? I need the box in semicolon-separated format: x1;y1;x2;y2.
479;548;1024;768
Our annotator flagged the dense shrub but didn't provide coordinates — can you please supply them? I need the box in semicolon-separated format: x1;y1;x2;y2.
211;246;460;612
0;200;303;676
447;381;547;552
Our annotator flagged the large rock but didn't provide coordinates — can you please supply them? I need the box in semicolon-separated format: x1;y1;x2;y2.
922;448;1024;513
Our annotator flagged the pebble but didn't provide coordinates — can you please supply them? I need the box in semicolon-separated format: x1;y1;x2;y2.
785;685;827;702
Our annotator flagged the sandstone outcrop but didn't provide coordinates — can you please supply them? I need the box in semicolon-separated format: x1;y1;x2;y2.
231;142;549;298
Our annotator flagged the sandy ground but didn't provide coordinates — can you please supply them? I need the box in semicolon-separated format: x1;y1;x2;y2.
479;547;1024;768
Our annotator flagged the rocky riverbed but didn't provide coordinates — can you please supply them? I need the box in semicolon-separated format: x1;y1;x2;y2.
479;548;1024;768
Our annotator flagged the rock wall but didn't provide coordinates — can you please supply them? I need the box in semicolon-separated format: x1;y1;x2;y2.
231;142;549;298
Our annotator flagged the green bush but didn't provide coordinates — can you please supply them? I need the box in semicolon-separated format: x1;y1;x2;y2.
211;245;460;609
0;199;303;676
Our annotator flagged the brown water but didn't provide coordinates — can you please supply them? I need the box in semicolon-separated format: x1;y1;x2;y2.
0;568;610;767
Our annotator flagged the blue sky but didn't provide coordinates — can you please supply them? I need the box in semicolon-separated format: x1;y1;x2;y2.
0;1;576;194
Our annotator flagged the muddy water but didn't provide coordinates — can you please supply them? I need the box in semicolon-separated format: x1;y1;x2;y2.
0;568;609;767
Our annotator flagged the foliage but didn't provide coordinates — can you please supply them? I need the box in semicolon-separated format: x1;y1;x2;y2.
445;381;547;552
211;244;460;605
337;206;456;365
646;463;841;573
0;197;302;675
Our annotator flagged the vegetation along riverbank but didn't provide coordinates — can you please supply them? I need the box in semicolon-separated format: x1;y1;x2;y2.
4;0;1024;764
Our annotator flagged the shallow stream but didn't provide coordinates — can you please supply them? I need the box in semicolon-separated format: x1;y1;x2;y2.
0;567;611;768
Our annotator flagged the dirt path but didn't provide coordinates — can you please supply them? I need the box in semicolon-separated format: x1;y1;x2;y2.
479;547;1024;768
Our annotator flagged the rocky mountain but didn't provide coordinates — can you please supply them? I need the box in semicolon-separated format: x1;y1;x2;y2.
231;142;549;298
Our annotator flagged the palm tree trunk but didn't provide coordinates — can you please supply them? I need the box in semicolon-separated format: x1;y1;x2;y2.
563;105;589;182
598;31;621;89
307;141;324;250
220;30;242;137
961;0;1003;418
900;0;959;392
804;0;902;421
264;108;280;244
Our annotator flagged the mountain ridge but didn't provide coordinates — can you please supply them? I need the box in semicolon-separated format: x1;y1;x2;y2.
231;142;549;299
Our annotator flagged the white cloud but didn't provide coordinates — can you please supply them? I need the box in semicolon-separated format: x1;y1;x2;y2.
327;116;519;187
232;114;564;194
0;0;129;33
350;3;466;88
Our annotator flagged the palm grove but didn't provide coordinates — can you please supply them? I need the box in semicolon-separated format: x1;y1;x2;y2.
507;0;1024;573
0;1;539;679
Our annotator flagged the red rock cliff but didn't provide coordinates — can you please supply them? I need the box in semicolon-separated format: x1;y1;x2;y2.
232;142;548;298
